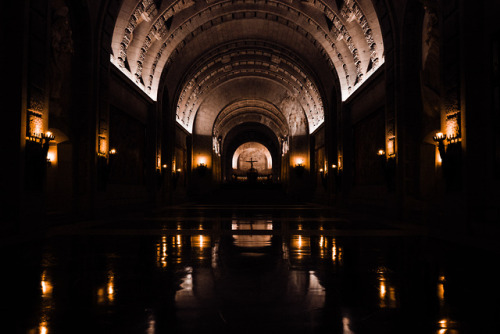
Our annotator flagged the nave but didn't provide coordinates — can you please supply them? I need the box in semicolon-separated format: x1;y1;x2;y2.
3;192;498;334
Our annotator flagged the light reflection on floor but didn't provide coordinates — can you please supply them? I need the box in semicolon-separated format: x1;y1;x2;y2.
3;204;498;334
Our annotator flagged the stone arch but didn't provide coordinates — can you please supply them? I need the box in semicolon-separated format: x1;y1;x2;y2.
222;123;281;182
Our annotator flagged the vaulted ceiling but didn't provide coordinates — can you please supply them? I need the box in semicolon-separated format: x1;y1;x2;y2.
110;0;384;135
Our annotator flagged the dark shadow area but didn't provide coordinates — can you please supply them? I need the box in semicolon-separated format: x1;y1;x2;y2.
190;182;301;205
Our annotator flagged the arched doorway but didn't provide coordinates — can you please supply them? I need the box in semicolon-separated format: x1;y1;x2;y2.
222;123;281;183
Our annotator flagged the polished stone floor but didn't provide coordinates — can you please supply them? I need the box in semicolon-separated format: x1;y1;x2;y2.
3;189;499;333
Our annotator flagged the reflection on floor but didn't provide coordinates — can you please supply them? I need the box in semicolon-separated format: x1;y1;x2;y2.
2;198;498;334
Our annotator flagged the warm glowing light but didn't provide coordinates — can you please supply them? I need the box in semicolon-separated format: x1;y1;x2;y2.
436;146;442;165
157;235;168;268
97;271;116;304
295;157;305;167
107;272;115;302
39;321;48;334
377;149;385;156
438;319;449;334
97;287;105;303
319;168;324;173
331;164;337;169
342;316;354;334
28;112;43;138
437;275;446;303
98;136;107;156
41;271;53;297
380;281;387;299
197;156;207;167
45;131;53;139
387;137;395;156
434;132;446;141
109;148;117;155
377;267;397;308
291;235;311;260
193;235;207;249
176;168;182;172
46;152;55;163
162;164;168;168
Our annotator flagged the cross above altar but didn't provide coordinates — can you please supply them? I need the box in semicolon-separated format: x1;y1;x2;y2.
246;157;257;169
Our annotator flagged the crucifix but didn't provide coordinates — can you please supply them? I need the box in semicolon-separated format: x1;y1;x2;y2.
246;157;257;169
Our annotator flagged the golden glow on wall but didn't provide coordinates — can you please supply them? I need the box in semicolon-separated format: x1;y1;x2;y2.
387;137;395;156
437;275;446;305
41;271;53;297
196;155;209;168
98;136;107;156
446;112;461;138
28;111;44;138
46;145;57;165
294;157;305;167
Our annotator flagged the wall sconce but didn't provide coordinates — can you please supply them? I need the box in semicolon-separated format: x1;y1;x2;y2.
46;151;55;167
109;148;117;155
197;156;208;168
433;132;462;191
433;132;462;160
319;168;327;189
43;132;55;166
294;158;304;167
293;158;305;177
195;157;208;177
43;131;55;142
377;149;395;191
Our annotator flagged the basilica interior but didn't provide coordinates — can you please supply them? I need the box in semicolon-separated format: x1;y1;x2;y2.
3;0;500;333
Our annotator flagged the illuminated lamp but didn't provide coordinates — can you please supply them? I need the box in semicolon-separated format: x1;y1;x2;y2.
294;157;304;167
377;149;385;156
197;156;207;168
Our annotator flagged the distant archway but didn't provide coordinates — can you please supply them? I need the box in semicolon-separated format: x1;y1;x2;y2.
232;142;273;176
222;123;280;182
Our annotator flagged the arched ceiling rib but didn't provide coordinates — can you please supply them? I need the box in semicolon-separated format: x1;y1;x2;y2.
192;76;308;137
111;0;385;103
175;40;324;134
213;99;289;141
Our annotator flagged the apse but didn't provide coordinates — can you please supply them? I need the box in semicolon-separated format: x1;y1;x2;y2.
232;142;272;173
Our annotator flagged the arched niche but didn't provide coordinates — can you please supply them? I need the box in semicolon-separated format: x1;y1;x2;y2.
222;123;280;182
